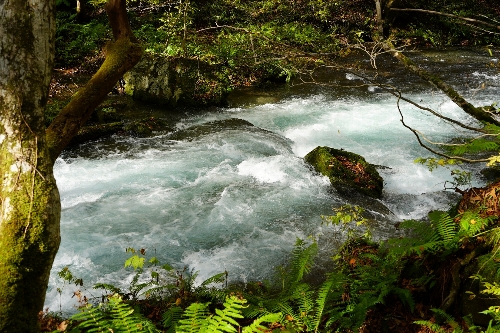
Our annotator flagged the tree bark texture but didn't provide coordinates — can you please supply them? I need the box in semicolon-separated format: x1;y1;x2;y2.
0;0;61;331
1;0;141;330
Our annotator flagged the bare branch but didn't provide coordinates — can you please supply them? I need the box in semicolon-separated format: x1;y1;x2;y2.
344;70;488;133
395;92;489;163
390;8;500;32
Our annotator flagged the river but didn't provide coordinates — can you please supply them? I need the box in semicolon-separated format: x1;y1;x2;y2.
45;47;499;313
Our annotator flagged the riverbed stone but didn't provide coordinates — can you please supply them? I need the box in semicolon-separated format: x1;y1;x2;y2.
124;117;172;137
70;122;124;145
304;146;384;198
167;118;254;141
123;54;231;106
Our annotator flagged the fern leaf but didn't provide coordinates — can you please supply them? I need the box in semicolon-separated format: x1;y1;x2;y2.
393;288;415;312
176;302;209;333
70;303;109;332
414;319;448;333
482;282;500;296
197;296;247;333
241;313;282;333
199;272;227;288
70;294;159;333
289;239;318;285
432;212;456;244
310;273;340;331
162;306;183;331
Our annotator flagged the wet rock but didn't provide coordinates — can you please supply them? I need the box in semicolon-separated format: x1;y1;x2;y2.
70;122;124;145
167;118;254;141
480;166;500;183
123;55;231;106
304;146;384;198
124;117;172;137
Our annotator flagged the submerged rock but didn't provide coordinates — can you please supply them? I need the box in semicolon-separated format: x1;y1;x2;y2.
304;146;384;198
167;118;254;141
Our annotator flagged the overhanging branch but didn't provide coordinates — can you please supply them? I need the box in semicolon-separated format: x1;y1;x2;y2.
46;0;142;162
390;8;500;33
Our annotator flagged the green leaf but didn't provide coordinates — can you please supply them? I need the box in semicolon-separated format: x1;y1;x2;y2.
124;255;145;270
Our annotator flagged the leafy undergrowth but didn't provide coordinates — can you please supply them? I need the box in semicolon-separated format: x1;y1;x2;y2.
40;196;500;332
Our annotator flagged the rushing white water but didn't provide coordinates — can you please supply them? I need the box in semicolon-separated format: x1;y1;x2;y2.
45;49;499;313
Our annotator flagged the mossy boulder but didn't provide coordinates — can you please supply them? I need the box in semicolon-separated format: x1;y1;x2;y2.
304;146;384;198
124;117;172;137
167;118;254;141
123;55;231;106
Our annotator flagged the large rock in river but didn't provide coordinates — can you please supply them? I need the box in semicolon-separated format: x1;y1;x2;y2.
123;55;231;106
304;146;384;198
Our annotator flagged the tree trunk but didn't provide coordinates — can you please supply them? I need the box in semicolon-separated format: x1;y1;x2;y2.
0;0;141;330
46;0;143;161
0;0;60;331
374;0;384;37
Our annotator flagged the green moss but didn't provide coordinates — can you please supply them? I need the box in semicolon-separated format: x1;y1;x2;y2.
304;146;384;198
124;55;232;106
0;144;60;332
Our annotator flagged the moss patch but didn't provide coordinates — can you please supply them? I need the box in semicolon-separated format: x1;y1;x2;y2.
123;55;232;106
304;146;384;198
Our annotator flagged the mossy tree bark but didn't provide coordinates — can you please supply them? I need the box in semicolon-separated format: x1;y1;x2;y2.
0;0;141;331
46;0;143;161
0;0;59;331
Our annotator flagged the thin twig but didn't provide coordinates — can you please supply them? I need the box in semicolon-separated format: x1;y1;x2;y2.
395;92;489;163
390;8;500;32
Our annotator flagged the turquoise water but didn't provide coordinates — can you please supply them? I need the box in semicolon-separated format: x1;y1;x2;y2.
45;49;499;313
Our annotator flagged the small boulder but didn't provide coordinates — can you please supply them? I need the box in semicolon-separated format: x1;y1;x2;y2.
304;146;384;198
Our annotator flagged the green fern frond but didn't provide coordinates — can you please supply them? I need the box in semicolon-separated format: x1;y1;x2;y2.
199;272;227;287
273;302;297;321
176;302;209;333
447;138;499;156
458;211;493;238
482;281;500;296
241;312;281;333
415;308;464;333
176;296;279;333
310;273;340;332
108;297;139;332
70;294;159;333
414;319;448;333
393;288;415;312
70;302;109;332
204;296;246;332
430;211;457;244
162;306;183;332
289;239;318;286
388;212;460;256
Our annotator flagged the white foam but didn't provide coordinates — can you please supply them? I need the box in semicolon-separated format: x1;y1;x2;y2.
237;157;287;183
